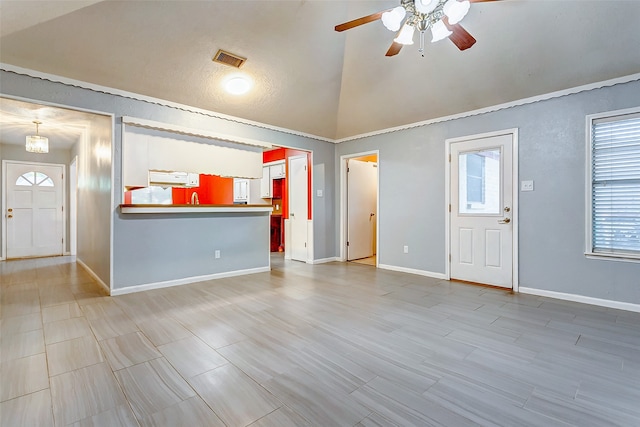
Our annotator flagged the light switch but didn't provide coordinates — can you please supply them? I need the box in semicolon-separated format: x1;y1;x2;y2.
521;180;534;192
317;190;323;197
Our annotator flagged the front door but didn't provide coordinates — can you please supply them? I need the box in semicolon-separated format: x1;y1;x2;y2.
450;134;513;288
5;162;64;259
347;159;377;261
288;156;308;262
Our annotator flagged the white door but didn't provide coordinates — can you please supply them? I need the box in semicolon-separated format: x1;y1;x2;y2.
289;156;308;262
450;134;513;288
347;159;377;261
6;162;64;259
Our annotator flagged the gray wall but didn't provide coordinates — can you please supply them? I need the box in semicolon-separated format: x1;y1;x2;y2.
0;70;336;290
70;114;112;287
336;79;640;305
0;142;72;256
113;212;270;288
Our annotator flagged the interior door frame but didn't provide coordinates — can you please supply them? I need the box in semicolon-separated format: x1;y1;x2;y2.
445;129;519;292
69;155;78;256
287;154;310;262
2;159;67;261
339;150;380;265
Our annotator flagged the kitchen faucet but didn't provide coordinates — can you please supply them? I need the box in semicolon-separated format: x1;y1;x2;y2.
191;192;199;205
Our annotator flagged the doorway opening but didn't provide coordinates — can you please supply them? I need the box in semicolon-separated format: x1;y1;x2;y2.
340;151;379;266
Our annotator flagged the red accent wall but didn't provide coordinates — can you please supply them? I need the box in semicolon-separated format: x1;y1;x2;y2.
172;174;233;204
262;148;312;220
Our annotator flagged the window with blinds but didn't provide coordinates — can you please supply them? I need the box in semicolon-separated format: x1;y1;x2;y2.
590;111;640;257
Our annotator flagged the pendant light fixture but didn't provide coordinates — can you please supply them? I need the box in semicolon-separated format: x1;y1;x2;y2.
25;121;49;153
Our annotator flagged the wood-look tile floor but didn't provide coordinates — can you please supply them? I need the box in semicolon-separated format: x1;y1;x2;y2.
1;255;640;426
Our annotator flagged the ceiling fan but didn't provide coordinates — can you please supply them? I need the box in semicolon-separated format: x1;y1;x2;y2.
335;0;499;57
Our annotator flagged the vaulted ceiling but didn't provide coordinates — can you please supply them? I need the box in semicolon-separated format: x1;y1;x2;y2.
1;0;640;141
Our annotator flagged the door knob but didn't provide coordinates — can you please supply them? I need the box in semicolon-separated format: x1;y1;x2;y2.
498;218;511;224
7;208;12;212
7;214;12;218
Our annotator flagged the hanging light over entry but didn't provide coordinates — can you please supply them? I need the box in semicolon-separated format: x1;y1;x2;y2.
26;120;49;153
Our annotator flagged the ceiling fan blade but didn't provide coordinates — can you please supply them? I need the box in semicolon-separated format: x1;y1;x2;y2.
444;17;476;51
335;11;385;32
385;41;403;57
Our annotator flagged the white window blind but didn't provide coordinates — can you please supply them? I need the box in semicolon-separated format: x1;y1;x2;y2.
591;112;640;255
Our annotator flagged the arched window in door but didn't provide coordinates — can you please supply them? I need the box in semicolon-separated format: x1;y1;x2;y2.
15;171;54;187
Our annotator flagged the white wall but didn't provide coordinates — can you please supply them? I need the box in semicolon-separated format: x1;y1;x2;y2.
70;116;112;287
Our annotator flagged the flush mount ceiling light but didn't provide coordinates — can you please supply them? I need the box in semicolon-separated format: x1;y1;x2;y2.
336;0;491;57
25;120;49;153
224;76;252;95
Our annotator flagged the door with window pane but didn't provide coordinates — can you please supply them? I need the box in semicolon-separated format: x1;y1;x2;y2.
450;134;513;288
6;162;64;259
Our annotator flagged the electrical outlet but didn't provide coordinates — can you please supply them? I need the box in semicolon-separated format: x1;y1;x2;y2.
403;245;409;254
215;250;221;259
521;180;534;192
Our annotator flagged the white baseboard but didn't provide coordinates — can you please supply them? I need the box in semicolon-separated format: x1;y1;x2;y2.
76;258;111;295
519;287;640;313
310;257;339;264
110;266;271;296
378;264;447;280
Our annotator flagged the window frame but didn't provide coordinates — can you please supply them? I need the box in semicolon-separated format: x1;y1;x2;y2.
585;106;640;262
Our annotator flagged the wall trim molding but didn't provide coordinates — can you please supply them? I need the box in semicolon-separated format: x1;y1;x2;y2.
334;73;640;143
0;63;333;143
310;257;339;264
378;264;447;280
76;257;110;295
2;63;639;144
519;287;640;313
110;266;270;296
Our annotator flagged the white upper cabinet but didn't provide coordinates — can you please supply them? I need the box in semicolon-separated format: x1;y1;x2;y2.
261;161;286;198
270;162;286;179
234;178;250;202
261;166;271;198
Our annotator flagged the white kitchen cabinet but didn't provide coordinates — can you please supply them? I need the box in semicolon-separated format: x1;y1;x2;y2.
123;133;150;188
234;178;250;203
260;166;271;198
270;162;286;179
261;161;286;198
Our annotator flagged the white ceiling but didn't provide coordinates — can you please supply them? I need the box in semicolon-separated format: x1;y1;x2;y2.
0;97;95;149
1;0;639;141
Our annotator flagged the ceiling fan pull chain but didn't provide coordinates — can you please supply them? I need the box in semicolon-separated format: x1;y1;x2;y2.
419;30;426;57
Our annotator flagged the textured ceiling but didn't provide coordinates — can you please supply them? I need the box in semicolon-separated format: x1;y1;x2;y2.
1;0;640;141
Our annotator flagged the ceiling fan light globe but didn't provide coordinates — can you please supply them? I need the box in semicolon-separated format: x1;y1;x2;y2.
382;6;406;32
431;19;452;42
443;0;470;25
394;23;415;45
414;0;439;14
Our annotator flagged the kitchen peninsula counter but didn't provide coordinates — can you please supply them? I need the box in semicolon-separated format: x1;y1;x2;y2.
113;203;273;294
119;204;273;214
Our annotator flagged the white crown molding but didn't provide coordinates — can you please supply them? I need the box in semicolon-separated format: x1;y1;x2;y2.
0;63;334;143
334;72;640;143
122;116;273;149
2;63;639;145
